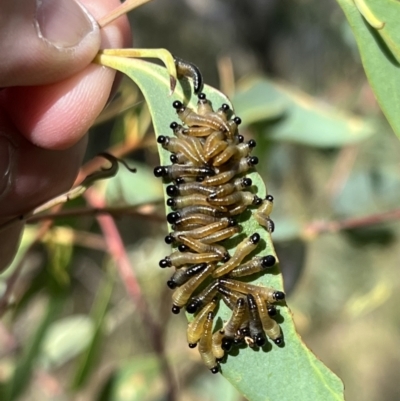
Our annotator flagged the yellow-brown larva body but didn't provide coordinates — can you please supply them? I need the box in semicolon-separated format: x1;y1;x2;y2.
213;233;261;278
157;135;203;165
159;251;221;268
212;330;225;360
179;236;228;260
170;218;234;240
204;131;227;158
171;264;215;313
167;194;217;210
228;255;277;278
218;278;285;304
200;226;240;244
207;191;261;207
171;213;223;228
198;312;219;373
154;164;214;180
209;177;252;199
254;195;275;232
187;299;217;347
212;140;256;166
253;292;282;344
168;205;227;222
167;182;215;197
196;93;214;115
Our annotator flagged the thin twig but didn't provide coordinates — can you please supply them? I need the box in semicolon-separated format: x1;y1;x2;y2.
303;208;400;238
97;0;153;28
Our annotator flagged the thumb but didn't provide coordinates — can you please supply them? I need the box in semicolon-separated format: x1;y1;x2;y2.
0;0;100;87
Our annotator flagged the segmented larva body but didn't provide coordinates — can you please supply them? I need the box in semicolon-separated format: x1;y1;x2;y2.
154;59;284;374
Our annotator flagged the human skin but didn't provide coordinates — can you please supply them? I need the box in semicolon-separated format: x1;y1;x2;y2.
0;0;131;271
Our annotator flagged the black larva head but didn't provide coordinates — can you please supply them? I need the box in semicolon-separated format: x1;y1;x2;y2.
159;258;171;268
266;194;274;202
170;122;179;130
153;166;166;177
167;212;180;224
178;244;188;252
172;100;183;110
164;235;175;244
234;116;242;125
237;134;244;143
186;300;200;314
250;233;260;244
267;305;277;317
167;280;176;289
170;154;179;164
166;198;176;207
261;255;276;268
273;291;286;301
188;343;197;349
210;366;219;374
171;305;181;314
248;139;256;148
248;156;259;166
221;103;230;112
198;92;206;101
208;192;217;200
242;177;252;187
175;177;185;185
254;334;266;347
221;338;233;352
157;135;168;144
166;185;179;197
274;337;284;346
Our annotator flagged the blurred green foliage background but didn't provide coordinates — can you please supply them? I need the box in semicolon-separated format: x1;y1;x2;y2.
1;0;400;400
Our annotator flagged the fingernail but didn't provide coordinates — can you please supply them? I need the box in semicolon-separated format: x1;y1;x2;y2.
0;136;13;201
36;0;97;48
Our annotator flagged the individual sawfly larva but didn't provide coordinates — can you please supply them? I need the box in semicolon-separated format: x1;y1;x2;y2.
167;263;208;289
218;278;285;304
187;299;217;348
254;195;275;233
253;292;283;345
213;233;261;278
198;312;219;374
154;164;214;180
159;251;221;268
208;177;253;199
247;293;267;347
171;263;215;314
186;280;219;314
228;255;277;278
174;56;203;94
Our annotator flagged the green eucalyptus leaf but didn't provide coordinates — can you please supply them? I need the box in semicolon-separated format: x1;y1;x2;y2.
234;77;374;147
95;54;344;401
336;0;400;139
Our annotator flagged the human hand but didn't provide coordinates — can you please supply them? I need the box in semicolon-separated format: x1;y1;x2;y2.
0;0;131;271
